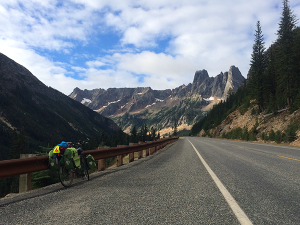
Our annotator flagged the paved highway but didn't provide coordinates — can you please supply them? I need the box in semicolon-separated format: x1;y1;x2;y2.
1;137;300;224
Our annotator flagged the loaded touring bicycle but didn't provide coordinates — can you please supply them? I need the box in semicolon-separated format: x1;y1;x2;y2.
49;141;96;187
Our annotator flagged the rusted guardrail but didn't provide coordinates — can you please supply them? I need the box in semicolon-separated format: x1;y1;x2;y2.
0;137;178;179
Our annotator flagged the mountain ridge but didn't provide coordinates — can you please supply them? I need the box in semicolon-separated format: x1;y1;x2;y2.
70;65;245;133
0;53;119;160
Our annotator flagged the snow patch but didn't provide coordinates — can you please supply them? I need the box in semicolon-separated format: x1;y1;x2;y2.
107;99;121;105
155;98;164;102
145;102;156;108
203;96;215;101
81;98;92;104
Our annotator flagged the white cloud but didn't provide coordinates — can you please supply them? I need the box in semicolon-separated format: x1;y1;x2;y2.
116;51;198;79
0;0;299;96
86;60;106;68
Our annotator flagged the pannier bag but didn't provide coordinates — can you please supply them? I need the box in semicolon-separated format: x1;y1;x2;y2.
86;154;96;169
64;147;80;169
48;149;58;171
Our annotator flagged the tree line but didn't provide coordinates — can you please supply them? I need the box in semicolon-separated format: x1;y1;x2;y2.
248;0;300;112
192;0;300;136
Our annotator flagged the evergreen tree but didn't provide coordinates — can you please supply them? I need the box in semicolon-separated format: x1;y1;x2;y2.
263;45;277;111
139;124;148;142
157;132;161;139
130;125;137;143
276;0;298;107
173;120;178;137
9;129;29;159
249;21;268;110
150;126;156;141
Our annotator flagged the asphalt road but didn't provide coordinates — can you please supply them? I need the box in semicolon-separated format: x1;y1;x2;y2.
1;137;300;224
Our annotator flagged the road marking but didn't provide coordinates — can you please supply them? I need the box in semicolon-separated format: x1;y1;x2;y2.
238;146;244;149
188;139;253;225
277;155;300;162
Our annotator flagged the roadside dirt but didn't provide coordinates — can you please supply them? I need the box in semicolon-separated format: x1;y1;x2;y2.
200;105;300;147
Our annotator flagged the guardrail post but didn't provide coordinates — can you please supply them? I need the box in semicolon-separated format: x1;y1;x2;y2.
129;143;139;160
116;155;123;167
97;147;106;171
117;145;127;167
129;152;134;163
19;154;34;193
98;159;105;171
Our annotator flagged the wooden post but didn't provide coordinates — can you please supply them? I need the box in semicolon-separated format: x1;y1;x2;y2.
98;159;105;171
129;153;134;162
116;155;123;167
138;151;143;159
19;154;34;193
117;145;127;167
129;143;138;162
138;141;147;157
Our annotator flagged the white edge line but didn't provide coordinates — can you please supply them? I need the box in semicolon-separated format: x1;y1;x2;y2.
188;139;253;225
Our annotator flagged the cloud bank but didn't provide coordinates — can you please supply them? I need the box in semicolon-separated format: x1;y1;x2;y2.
0;0;299;94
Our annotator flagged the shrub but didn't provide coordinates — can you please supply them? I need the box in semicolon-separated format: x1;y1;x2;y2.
275;131;281;143
249;133;257;141
269;129;275;141
285;123;298;143
261;132;268;141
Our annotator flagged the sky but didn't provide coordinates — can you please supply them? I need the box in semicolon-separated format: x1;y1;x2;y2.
0;0;299;95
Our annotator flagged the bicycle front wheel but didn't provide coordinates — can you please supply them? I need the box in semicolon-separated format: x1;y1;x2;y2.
58;161;74;187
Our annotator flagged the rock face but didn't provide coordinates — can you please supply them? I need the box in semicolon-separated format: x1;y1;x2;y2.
0;53;119;160
69;65;245;132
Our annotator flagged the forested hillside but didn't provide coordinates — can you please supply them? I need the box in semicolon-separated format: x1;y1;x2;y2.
192;0;300;139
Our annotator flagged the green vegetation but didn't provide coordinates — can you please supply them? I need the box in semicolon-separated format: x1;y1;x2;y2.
192;0;300;141
113;97;205;137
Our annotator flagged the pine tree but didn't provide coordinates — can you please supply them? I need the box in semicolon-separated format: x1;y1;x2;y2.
249;21;268;110
9;129;28;159
276;0;298;107
173;120;178;137
263;45;277;111
139;124;148;142
130;125;137;143
150;127;156;141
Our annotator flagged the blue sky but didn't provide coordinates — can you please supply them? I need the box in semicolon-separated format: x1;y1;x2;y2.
0;0;299;95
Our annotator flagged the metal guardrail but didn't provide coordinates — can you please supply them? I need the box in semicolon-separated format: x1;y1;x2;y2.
0;137;178;179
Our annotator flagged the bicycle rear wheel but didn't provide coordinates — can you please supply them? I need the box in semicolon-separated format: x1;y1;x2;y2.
58;161;74;187
81;157;89;181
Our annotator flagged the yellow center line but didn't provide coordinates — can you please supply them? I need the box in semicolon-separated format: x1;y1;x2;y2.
277;155;300;162
238;146;244;149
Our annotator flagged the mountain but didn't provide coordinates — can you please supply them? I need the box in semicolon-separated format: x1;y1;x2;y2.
0;53;119;160
70;66;244;135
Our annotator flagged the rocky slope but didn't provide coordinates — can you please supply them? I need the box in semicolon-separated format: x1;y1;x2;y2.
203;104;300;147
0;53;119;160
70;66;245;133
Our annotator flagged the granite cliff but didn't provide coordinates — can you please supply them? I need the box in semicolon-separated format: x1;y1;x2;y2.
70;66;245;134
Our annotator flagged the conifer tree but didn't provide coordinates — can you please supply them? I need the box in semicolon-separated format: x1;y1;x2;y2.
276;0;298;107
130;125;137;143
172;120;178;137
263;45;277;111
249;21;267;110
150;127;156;140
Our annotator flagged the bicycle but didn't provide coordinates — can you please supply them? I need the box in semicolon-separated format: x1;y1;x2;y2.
55;142;90;187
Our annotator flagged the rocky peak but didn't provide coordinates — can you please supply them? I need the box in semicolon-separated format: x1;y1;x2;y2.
222;66;245;99
192;69;209;85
